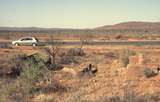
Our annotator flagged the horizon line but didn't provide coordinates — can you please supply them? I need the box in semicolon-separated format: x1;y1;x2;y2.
0;21;160;29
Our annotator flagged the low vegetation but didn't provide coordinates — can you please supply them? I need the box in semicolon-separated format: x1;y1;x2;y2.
0;52;67;102
119;49;136;67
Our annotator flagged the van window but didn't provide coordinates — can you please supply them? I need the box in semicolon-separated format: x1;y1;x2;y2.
21;38;32;41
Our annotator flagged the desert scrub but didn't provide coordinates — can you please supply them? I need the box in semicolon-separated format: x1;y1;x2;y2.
67;48;85;56
18;53;52;93
0;80;18;102
0;53;52;101
58;48;82;65
1;51;70;101
119;49;136;67
18;60;52;102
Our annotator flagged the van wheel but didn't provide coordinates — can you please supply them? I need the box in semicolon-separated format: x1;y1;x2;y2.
14;43;19;46
32;43;36;46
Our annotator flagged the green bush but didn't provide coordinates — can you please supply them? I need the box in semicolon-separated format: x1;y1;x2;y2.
58;48;83;65
119;49;136;67
0;52;69;101
67;48;85;56
59;53;78;65
0;53;52;101
0;80;17;102
20;53;51;91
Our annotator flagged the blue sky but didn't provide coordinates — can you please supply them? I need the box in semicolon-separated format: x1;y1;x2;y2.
0;0;160;28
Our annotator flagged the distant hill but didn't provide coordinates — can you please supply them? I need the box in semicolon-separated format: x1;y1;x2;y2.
96;21;160;30
0;27;72;31
1;21;160;31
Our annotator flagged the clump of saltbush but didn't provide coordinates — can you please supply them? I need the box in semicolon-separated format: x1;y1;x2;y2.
0;53;65;101
58;48;84;65
119;49;136;67
67;48;85;57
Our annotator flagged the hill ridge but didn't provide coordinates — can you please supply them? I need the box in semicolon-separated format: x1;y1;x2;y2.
96;21;160;30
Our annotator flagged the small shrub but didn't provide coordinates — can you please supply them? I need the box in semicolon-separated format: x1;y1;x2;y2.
19;53;51;93
59;54;78;65
43;46;64;71
58;48;82;65
144;68;158;78
0;80;20;102
67;48;85;56
115;34;123;39
119;49;136;67
45;56;63;71
2;53;52;101
10;54;27;78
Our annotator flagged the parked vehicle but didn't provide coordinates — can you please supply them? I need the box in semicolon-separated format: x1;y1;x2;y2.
12;37;38;46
